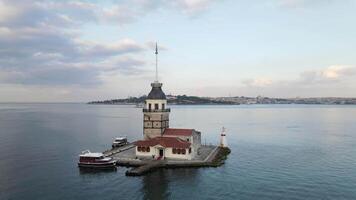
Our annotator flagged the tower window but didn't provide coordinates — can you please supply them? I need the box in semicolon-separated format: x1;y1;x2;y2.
148;103;152;110
155;103;159;110
162;103;165;110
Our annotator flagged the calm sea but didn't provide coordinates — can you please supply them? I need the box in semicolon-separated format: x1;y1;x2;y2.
0;103;355;200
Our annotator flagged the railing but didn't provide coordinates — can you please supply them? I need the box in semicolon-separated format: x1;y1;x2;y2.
142;108;171;112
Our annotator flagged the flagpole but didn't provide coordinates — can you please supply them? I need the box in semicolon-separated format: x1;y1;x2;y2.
155;42;158;82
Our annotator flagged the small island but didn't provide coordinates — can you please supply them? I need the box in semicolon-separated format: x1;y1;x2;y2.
84;44;232;176
98;79;231;176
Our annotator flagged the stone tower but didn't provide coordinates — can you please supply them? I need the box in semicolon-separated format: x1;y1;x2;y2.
143;43;170;139
143;81;170;139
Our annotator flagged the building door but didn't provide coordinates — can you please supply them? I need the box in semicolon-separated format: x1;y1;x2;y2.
159;149;164;157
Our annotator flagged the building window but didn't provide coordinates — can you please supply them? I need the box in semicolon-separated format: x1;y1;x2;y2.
162;103;165;110
189;148;192;154
155;103;159;110
187;138;189;142
138;146;149;152
177;149;181;154
182;149;186;155
172;148;176;154
148;104;152;110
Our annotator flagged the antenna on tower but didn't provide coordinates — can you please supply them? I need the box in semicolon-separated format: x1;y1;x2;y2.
155;42;158;83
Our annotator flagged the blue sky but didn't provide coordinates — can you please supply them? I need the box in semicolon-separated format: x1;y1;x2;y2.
0;0;355;102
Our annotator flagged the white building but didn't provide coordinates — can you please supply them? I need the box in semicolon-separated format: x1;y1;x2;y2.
135;128;201;160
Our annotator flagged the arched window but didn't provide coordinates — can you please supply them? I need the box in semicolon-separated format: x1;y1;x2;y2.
177;149;181;154
182;149;186;154
189;148;192;154
146;147;150;152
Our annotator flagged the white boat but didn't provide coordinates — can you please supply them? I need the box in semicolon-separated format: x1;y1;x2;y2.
112;137;128;148
78;150;116;169
135;103;144;108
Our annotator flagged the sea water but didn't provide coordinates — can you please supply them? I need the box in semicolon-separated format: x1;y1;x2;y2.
0;103;355;200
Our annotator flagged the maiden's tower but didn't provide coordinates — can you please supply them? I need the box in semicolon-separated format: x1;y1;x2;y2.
134;43;201;160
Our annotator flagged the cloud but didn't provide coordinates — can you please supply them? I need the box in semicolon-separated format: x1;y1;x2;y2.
242;78;274;87
0;24;147;85
172;0;217;15
0;0;223;101
0;0;153;86
146;41;169;51
0;0;219;89
236;65;356;97
299;65;356;84
77;39;145;58
242;65;356;89
278;0;306;8
277;0;339;9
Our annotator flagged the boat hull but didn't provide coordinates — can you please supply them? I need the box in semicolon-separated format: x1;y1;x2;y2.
112;142;127;148
78;161;116;169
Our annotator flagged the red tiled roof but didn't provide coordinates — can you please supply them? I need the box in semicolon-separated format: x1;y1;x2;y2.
134;137;191;149
163;128;193;136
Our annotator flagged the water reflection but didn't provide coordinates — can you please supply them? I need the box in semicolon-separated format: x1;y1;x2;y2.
78;167;117;175
141;168;199;200
141;169;170;200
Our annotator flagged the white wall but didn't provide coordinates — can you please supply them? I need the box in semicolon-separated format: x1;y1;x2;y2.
164;147;192;160
163;132;201;158
135;146;155;158
135;146;193;160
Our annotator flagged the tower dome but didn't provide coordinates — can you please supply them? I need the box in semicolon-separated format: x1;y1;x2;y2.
147;82;166;100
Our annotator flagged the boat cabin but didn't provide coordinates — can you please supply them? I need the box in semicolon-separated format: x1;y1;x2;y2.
112;137;128;148
78;150;115;169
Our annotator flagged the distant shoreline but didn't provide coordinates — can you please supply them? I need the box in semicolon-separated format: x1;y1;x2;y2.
88;95;356;105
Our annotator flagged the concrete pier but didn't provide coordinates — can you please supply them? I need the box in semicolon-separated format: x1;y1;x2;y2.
103;144;229;176
125;160;165;176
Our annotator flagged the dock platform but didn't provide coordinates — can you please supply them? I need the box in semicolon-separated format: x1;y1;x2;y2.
103;144;229;176
125;160;165;176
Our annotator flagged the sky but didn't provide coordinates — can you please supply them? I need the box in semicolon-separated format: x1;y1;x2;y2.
0;0;356;102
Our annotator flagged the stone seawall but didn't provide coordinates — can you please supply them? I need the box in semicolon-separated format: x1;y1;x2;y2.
117;146;231;176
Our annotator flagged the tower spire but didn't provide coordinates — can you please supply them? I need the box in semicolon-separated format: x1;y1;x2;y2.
155;42;158;83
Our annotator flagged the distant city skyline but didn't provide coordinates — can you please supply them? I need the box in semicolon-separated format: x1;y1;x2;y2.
0;0;355;102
